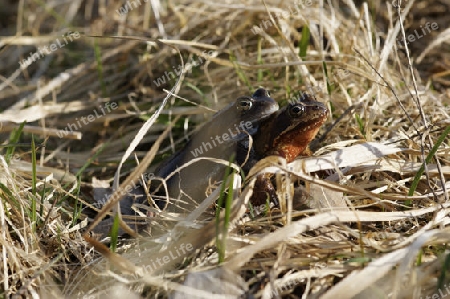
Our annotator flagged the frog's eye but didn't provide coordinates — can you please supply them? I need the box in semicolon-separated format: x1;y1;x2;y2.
289;104;305;117
237;97;254;111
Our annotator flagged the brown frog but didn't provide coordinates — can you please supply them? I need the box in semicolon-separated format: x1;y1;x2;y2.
245;93;329;205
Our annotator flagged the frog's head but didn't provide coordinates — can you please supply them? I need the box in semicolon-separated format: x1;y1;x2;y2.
256;93;328;162
232;88;279;135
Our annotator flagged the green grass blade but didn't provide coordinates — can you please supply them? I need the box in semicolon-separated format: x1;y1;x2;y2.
5;122;26;163
93;39;106;97
257;37;263;82
29;194;37;232
229;52;251;91
185;82;205;98
74;143;107;178
355;114;365;138
32;0;73;28
322;61;333;94
58;144;106;206
408;125;450;196
71;176;82;227
39;180;46;220
110;214;120;252
299;26;310;59
0;183;19;215
223;172;234;238
31;135;37;231
215;154;235;264
437;251;450;290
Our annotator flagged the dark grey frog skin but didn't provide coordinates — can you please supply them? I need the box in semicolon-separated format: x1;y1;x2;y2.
153;88;279;215
93;88;279;235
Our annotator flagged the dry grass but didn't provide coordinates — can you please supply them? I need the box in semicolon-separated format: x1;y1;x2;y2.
1;0;450;298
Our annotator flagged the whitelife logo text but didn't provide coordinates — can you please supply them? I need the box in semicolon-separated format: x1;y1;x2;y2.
57;102;118;138
189;121;253;158
19;32;80;69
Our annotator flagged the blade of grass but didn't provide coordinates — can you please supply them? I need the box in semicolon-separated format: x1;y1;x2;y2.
223;172;234;236
31;134;37;231
286;86;293;104
39;180;46;221
322;61;333;94
215;154;235;264
74;143;107;178
217;171;235;264
355;114;366;138
299;26;310;59
437;251;450;291
185;82;209;105
248;200;257;218
71;176;82;227
408;125;450;197
215;166;232;240
257;37;263;82
185;82;205;98
0;183;17;217
58;143;106;206
32;0;73;29
93;39;106;97
417;249;423;266
5;122;26;163
110;214;120;252
229;52;251;91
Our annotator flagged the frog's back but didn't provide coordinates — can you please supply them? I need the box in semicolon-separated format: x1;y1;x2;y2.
155;89;279;214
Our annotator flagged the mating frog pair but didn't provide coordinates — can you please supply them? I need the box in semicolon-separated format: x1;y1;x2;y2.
93;88;328;236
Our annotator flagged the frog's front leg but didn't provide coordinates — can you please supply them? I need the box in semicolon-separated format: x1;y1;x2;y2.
250;173;278;206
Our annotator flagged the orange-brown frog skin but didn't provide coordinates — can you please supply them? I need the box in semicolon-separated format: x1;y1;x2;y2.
248;93;329;205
